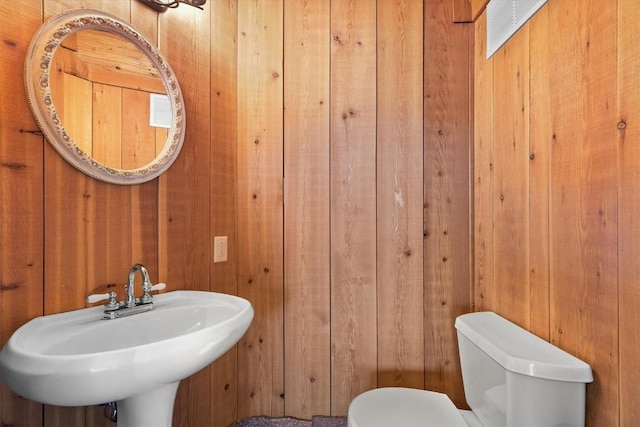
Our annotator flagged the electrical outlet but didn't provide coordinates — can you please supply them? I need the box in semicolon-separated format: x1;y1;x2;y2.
214;236;228;263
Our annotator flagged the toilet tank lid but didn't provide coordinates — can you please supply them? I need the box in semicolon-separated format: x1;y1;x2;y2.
455;312;594;383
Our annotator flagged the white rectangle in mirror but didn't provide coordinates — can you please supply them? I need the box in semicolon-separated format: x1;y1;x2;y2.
150;93;171;128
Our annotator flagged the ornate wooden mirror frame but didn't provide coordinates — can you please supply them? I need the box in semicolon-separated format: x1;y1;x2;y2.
25;9;185;184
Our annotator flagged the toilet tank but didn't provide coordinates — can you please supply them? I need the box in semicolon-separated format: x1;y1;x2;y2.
454;312;593;427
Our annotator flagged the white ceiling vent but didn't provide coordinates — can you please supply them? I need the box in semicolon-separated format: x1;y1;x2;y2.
486;0;547;58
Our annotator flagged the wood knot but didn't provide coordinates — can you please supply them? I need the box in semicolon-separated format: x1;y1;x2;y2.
1;162;27;169
1;283;20;291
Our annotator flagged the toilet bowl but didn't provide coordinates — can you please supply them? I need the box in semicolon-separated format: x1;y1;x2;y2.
347;312;593;427
348;387;473;427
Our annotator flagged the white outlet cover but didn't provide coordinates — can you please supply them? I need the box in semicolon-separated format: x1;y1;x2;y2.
214;236;228;263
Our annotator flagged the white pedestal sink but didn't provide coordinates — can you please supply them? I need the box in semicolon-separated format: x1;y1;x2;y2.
0;290;253;427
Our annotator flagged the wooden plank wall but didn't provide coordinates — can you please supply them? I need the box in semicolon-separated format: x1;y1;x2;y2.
233;0;472;420
0;0;235;426
329;0;378;416
0;0;44;425
0;0;472;426
618;1;640;424
158;3;213;426
209;0;239;424
377;0;424;393
424;0;473;409
474;0;640;425
237;0;286;418
283;0;331;417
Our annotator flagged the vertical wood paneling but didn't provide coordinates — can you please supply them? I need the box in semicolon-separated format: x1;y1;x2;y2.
473;11;494;314
8;1;640;426
158;5;212;427
43;1;133;425
474;0;640;426
492;26;530;327
452;0;472;23
475;2;627;427
237;0;285;418
330;0;378;415
0;0;44;425
423;0;472;407
209;1;239;425
453;0;489;23
618;1;640;424
129;1;161;296
284;0;331;419
527;5;550;339
83;175;132;427
40;0;132;341
92;84;123;168
377;0;424;390
122;89;157;169
2;1;476;426
548;2;618;425
63;74;93;154
129;175;159;283
43;152;89;427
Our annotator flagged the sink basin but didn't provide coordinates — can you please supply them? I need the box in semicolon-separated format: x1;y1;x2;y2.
0;290;253;426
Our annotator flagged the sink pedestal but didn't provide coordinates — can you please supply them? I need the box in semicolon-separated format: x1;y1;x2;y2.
116;382;180;427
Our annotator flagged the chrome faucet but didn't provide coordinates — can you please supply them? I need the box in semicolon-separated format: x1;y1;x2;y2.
86;263;166;320
126;263;152;307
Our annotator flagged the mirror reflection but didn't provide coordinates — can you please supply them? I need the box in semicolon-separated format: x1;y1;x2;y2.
52;29;169;170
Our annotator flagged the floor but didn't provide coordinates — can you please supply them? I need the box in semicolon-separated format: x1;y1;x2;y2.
235;416;348;427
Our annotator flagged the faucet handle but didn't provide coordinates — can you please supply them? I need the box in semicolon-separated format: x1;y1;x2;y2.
86;292;109;303
87;291;120;310
150;282;166;292
140;282;166;305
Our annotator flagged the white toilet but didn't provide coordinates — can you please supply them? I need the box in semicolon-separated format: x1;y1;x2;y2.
348;311;594;427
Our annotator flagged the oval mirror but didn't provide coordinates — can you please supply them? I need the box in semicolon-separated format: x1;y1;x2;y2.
25;9;185;185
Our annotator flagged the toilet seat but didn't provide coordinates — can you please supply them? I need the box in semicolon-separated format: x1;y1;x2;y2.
348;387;469;427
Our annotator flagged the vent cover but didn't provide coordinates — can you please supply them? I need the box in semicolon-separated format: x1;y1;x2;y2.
486;0;547;58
